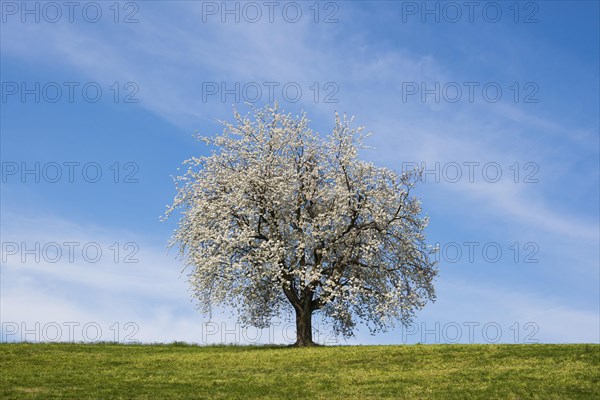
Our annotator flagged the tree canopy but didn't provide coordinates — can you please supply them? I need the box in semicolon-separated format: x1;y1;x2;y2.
166;104;438;346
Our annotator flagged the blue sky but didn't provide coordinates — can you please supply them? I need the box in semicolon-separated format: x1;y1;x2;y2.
1;0;598;344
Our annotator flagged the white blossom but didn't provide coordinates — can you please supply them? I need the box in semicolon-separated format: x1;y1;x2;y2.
165;104;438;343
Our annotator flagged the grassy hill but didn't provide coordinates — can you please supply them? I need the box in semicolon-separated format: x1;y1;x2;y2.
1;343;598;399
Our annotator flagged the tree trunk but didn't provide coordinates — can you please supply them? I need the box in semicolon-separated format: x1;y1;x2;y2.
283;285;319;347
293;307;317;347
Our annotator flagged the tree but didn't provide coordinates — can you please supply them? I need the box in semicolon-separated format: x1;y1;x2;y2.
165;104;438;346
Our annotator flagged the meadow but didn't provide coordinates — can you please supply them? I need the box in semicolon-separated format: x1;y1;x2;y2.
1;343;598;399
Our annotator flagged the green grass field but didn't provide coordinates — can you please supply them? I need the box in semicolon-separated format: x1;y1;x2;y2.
1;343;598;399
